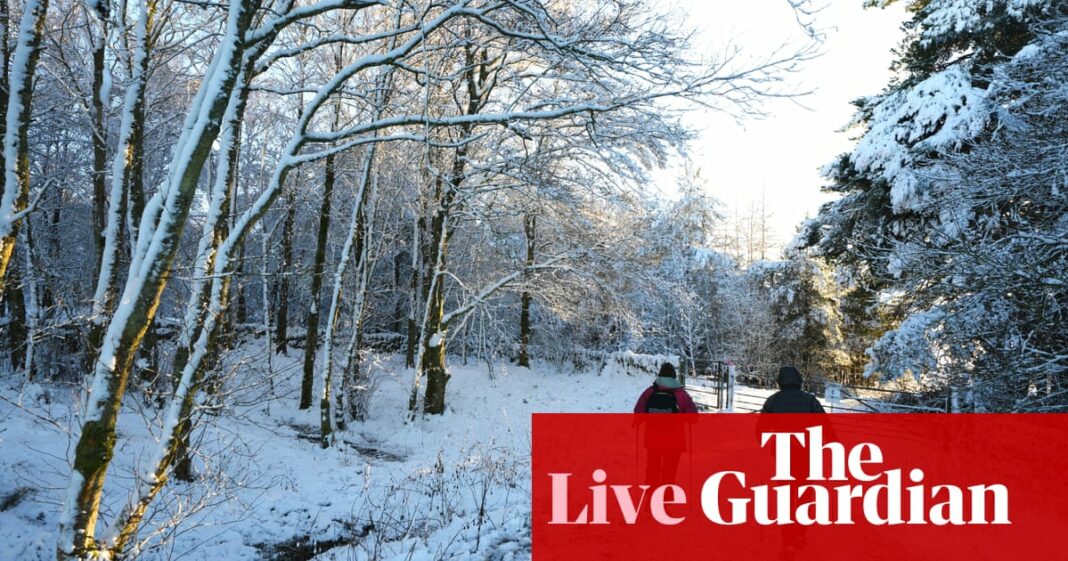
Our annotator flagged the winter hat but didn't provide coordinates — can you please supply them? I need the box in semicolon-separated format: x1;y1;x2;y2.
777;366;803;389
654;362;682;389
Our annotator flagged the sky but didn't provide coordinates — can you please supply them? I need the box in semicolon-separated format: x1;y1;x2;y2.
654;0;909;257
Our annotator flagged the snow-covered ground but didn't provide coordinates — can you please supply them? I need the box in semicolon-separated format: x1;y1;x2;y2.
0;348;685;561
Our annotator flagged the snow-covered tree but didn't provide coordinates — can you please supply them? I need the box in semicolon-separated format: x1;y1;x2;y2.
0;0;50;295
748;255;850;379
801;0;1067;407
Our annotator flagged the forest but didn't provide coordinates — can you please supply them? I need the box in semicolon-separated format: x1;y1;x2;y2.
0;0;1064;559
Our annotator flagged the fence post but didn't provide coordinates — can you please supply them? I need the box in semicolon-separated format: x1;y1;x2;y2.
725;360;736;412
825;383;842;413
949;386;960;413
715;363;724;410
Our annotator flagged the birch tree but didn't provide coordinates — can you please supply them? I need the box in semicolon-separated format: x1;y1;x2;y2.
86;0;158;362
58;0;347;556
0;0;50;295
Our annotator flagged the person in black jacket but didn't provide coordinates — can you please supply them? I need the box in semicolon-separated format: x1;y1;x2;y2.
760;365;825;413
759;365;825;560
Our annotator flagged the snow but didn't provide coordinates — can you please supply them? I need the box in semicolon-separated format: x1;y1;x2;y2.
1013;43;1042;61
864;307;946;381
0;346;702;561
849;66;989;212
919;0;1051;43
55;472;83;556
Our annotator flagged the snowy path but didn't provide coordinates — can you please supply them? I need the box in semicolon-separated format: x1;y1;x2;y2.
0;354;659;561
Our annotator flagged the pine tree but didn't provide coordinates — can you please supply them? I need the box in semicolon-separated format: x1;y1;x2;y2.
749;256;850;380
802;0;1067;405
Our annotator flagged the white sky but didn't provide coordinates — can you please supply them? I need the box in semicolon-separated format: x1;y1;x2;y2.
654;0;908;257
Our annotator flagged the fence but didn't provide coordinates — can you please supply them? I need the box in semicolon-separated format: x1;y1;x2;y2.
686;362;952;413
543;348;960;413
559;348;683;378
684;360;734;411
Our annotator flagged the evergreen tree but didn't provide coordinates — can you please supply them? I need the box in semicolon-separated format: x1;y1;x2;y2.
749;255;850;381
802;0;1067;407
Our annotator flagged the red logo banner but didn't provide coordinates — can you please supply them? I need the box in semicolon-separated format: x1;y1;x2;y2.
532;414;1068;560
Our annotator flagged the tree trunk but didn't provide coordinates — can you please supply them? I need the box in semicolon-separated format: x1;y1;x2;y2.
5;248;24;371
275;190;295;355
105;37;283;547
0;0;48;297
302;149;336;411
342;158;375;426
57;2;253;556
321;55;393;434
413;169;458;415
322;140;375;443
517;214;535;367
421;271;448;414
234;245;247;325
20;221;39;379
261;223;275;402
0;0;9;297
88;1;153;368
90;19;108;283
126;93;146;251
224;155;248;346
342;207;370;423
413;42;490;415
171;58;250;480
43;193;58;309
107;271;234;555
405;215;420;368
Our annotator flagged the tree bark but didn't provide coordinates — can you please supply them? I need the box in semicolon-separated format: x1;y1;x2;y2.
322;138;376;443
88;0;153;367
414;169;458;415
0;0;48;297
20;221;39;379
275;191;295;355
517;214;535;367
302;147;336;411
405;215;420;368
0;0;9;296
342;200;371;423
4;247;24;371
90;17;108;283
420;257;448;414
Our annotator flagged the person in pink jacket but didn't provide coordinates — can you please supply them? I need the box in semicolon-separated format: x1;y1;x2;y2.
632;363;698;485
633;362;699;413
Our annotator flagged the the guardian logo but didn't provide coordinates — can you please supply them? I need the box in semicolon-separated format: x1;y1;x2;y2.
547;426;1010;526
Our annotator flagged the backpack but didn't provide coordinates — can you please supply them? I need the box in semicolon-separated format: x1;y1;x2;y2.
644;385;679;413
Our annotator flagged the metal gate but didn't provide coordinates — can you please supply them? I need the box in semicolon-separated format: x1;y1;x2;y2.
684;360;735;411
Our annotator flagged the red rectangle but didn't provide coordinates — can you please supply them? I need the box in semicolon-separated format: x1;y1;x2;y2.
532;414;1068;560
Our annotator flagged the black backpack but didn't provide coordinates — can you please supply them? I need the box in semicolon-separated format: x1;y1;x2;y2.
645;385;679;413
